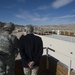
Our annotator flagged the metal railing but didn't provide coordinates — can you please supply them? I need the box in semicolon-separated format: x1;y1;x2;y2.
43;47;75;75
43;47;55;70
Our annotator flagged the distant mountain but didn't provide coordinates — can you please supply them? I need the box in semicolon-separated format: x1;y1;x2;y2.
0;21;75;31
39;24;75;30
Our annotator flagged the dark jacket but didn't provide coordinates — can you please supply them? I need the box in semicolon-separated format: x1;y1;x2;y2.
19;34;43;67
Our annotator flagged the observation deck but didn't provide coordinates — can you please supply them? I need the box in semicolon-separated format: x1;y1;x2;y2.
14;32;75;75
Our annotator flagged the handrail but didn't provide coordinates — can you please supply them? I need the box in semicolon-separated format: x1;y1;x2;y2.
44;47;75;60
43;47;55;70
43;47;74;75
43;47;55;52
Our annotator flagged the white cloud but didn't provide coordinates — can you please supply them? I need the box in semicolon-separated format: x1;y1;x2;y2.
16;10;75;25
48;14;75;25
37;0;73;10
38;5;50;10
72;9;75;12
52;0;73;9
16;11;49;21
31;17;48;21
16;15;26;19
41;16;74;25
58;14;75;18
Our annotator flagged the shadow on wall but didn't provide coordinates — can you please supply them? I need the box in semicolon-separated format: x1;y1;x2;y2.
38;55;58;75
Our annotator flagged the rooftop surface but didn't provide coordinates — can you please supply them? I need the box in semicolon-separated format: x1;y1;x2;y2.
45;34;75;43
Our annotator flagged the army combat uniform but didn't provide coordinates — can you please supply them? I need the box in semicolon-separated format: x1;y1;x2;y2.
0;23;18;75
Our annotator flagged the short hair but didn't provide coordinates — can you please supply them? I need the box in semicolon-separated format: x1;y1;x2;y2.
25;25;34;33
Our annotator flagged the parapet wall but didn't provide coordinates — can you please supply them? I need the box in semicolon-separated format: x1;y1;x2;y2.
38;55;75;75
15;55;75;75
37;35;75;70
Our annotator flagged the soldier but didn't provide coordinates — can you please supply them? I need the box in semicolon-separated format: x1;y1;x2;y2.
0;22;18;75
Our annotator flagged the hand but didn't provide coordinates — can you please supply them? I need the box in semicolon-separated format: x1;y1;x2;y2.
28;61;35;68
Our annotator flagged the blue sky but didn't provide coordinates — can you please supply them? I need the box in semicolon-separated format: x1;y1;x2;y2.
0;0;75;25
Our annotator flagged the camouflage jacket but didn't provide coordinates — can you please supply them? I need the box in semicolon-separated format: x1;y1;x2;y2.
0;30;18;56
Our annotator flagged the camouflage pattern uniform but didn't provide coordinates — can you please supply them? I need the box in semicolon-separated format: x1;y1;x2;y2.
0;22;18;75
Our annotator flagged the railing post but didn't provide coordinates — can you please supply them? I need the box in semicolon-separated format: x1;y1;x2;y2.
68;52;73;75
46;47;49;70
68;60;72;75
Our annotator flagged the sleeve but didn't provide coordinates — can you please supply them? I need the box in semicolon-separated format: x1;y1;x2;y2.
19;35;31;64
11;35;19;55
19;48;31;64
33;38;43;63
19;35;24;50
14;36;19;55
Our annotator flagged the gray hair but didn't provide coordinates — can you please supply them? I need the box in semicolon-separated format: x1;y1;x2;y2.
25;25;34;33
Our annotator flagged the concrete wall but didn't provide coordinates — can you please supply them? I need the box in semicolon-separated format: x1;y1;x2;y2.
38;35;75;70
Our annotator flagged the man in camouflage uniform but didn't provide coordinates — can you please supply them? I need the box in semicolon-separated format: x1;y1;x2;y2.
0;22;18;75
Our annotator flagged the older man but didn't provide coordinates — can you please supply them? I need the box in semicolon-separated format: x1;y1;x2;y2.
19;25;43;75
